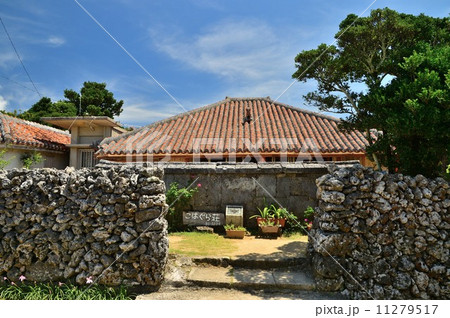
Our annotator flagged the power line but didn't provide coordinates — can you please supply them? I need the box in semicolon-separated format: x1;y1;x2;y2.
0;74;36;92
0;16;42;97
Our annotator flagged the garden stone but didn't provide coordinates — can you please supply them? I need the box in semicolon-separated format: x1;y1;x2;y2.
120;231;133;243
134;208;162;223
26;261;63;282
92;229;110;240
320;191;345;204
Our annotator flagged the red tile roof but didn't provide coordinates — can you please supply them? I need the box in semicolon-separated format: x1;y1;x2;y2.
0;113;70;152
97;97;368;157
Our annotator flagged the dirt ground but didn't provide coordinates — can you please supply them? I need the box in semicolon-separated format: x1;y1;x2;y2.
137;285;341;300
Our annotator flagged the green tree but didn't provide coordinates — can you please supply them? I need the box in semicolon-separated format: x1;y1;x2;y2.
364;45;450;177
64;81;123;118
292;8;449;177
20;97;77;123
20;81;123;123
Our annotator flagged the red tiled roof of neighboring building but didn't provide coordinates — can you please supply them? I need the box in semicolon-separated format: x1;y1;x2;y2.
0;113;70;152
97;97;369;157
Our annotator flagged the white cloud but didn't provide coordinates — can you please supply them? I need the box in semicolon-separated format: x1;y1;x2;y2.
0;95;7;111
151;19;297;81
0;51;17;69
0;78;46;113
46;36;65;47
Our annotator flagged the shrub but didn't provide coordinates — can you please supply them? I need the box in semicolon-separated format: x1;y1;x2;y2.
166;182;199;231
21;151;44;169
301;206;315;230
0;148;11;169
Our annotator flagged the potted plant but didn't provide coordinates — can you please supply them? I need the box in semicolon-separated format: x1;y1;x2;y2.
258;219;281;235
249;205;273;227
272;206;288;227
224;223;246;239
276;207;299;227
251;203;298;228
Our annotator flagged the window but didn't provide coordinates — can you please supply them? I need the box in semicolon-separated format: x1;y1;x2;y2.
78;149;98;168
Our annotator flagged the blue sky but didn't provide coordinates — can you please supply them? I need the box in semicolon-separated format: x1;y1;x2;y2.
0;0;448;127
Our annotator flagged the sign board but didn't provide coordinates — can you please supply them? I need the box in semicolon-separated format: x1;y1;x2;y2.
183;211;224;226
226;205;243;216
225;205;244;227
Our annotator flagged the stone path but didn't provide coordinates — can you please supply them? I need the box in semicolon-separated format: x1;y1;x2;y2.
137;285;341;300
137;235;346;300
187;265;315;290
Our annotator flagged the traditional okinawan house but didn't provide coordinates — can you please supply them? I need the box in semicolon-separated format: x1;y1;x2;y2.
0;113;70;169
96;97;371;165
42;116;127;169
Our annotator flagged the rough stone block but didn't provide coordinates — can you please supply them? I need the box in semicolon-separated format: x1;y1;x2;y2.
135;208;162;223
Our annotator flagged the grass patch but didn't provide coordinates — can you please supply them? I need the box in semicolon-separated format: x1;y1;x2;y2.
169;232;238;257
0;282;133;300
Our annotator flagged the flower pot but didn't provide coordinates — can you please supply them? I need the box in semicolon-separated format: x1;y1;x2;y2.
256;217;267;226
274;218;286;227
226;230;246;239
257;218;285;228
260;226;280;234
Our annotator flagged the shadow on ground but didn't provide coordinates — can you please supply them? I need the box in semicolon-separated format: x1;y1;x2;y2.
233;240;308;260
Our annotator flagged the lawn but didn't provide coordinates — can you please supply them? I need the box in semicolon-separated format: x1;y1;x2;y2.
168;231;308;257
169;232;238;257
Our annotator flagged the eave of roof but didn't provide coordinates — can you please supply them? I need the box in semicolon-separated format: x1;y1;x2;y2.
42;116;123;130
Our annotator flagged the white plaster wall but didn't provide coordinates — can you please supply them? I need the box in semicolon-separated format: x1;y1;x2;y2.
0;148;68;169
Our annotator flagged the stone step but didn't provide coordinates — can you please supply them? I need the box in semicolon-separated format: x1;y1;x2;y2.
186;265;316;291
191;256;311;269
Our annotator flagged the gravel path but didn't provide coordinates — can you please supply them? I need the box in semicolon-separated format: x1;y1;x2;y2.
136;285;342;300
136;235;345;300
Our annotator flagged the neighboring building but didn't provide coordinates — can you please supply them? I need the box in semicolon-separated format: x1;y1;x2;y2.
42;116;127;168
0;113;70;169
97;97;371;165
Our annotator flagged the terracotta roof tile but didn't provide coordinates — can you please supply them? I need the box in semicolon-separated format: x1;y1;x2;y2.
97;97;369;157
0;114;70;152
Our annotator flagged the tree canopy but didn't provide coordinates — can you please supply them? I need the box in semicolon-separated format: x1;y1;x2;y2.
20;97;77;123
63;81;123;118
19;81;124;123
292;8;449;177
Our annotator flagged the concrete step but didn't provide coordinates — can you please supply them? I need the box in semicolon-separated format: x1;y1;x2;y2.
191;255;311;269
186;265;316;291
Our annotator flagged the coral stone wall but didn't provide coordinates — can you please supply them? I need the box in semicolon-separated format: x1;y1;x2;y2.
310;165;449;299
98;160;344;229
0;166;168;288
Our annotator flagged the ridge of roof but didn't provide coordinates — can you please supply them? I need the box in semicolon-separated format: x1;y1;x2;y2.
0;114;11;143
99;97;340;147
